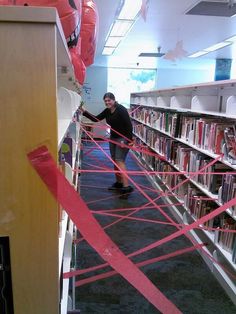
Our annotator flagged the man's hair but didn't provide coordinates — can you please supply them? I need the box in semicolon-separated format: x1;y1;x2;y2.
103;92;115;101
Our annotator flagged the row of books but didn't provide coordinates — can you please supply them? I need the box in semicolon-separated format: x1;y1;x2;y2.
131;106;181;137
130;105;236;165
133;122;231;195
219;174;236;216
215;216;236;255
134;138;236;260
176;148;229;195
180;116;236;159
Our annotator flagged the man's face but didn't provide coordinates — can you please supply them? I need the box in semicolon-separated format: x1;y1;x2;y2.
104;97;115;109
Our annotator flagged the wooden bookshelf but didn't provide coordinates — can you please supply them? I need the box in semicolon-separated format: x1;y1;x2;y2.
0;6;82;314
131;117;236;205
130;81;236;305
131;115;236;170
132;131;236;223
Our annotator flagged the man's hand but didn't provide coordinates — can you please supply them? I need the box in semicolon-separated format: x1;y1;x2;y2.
128;140;134;147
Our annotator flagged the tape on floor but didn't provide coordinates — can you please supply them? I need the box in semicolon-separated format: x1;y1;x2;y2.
27;145;181;314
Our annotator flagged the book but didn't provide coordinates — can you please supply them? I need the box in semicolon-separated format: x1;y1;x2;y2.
208;163;230;195
224;126;236;164
232;238;236;263
218;216;236;253
214;124;226;155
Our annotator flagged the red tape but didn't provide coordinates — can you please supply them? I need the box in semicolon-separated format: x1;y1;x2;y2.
92;210;236;233
77;111;236;281
73;243;206;287
27;145;181;314
129;196;236;259
75;132;236;279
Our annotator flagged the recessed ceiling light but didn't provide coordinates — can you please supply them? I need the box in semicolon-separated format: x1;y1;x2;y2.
105;36;123;47
118;0;142;20
204;41;231;52
188;51;209;58
102;47;116;56
109;20;133;37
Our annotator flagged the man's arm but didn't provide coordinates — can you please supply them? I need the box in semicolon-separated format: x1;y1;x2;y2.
82;109;107;122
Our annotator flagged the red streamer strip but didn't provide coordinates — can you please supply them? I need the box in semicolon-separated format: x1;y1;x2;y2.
27;145;181;314
75;132;235;278
81;121;132;143
74;168;236;176
92;210;236;233
85;131;168;161
80;127;208;264
128;197;236;258
80;183;216;202
81;126;182;229
66;244;205;278
82;161;110;171
74;243;206;287
77;111;236;281
74;197;236;279
94;204;182;213
92;210;180;226
79;126;214;244
129;105;143;115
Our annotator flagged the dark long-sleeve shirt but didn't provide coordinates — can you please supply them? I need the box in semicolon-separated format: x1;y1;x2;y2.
83;104;133;140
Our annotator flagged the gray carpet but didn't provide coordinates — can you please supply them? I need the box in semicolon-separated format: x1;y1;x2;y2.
75;142;235;313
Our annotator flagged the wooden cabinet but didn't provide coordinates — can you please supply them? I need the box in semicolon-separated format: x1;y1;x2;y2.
0;6;81;314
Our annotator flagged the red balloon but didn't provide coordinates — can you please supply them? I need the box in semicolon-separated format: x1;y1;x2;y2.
80;0;98;67
82;0;97;24
0;0;82;48
70;47;86;85
0;0;86;83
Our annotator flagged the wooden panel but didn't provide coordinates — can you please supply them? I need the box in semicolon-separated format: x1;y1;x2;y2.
0;5;58;23
0;22;58;314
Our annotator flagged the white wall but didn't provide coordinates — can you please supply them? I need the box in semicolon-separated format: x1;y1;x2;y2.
82;66;108;138
156;68;215;89
83;66;215;107
83;66;108;114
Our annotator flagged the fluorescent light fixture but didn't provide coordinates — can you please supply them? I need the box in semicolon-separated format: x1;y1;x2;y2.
102;0;142;56
102;47;115;55
225;35;236;42
205;41;231;52
187;34;236;58
118;0;142;20
188;51;209;58
109;20;133;37
105;36;123;47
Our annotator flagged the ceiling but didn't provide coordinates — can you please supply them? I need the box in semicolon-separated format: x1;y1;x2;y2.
94;0;236;69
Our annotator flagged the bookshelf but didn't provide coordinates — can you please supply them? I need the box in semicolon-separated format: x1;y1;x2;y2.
0;6;82;314
130;80;236;305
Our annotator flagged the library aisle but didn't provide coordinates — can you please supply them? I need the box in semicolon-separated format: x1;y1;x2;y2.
76;142;235;313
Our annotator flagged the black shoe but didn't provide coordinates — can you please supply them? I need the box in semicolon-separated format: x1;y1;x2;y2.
108;182;123;190
119;186;134;199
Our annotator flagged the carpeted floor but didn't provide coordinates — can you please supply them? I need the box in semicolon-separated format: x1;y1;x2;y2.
75;142;235;313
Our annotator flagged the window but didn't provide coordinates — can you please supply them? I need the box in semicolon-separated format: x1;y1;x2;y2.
108;68;156;108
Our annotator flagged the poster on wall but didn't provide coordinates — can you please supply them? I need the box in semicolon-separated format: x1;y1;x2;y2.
215;58;232;81
82;83;92;103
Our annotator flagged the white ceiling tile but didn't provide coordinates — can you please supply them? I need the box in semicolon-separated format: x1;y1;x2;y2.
94;0;236;69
